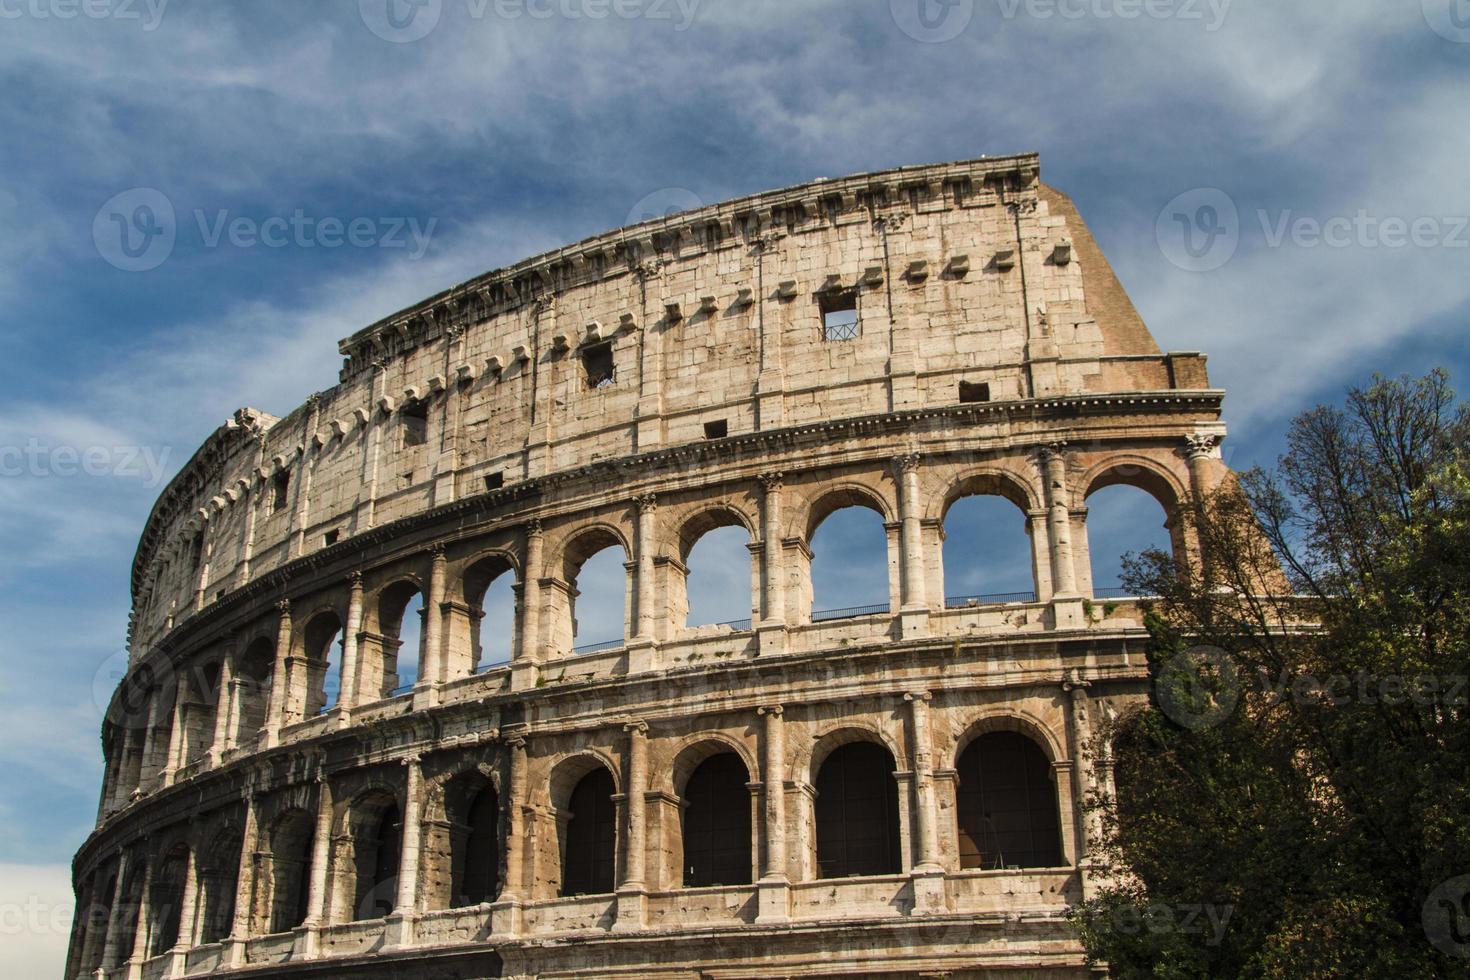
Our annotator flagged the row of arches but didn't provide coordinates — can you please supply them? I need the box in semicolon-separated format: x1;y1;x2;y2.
103;456;1188;817
78;722;1069;973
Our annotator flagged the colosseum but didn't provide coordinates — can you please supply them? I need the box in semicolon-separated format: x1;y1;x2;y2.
69;153;1232;980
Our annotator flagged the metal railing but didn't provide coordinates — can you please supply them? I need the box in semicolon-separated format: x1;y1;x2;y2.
572;638;625;655
811;603;892;623
944;591;1038;607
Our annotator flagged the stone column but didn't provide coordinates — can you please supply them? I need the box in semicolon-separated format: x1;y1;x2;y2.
896;455;931;637
1063;670;1100;898
635;495;659;640
1028;510;1054;602
111;727;140;813
756;705;790;923
905;692;947;912
224;792;259;968
492;732;527;937
335;573;364;727
164;846;200;977
1039;445;1085;627
385;756;424;949
162;691;187;786
757;474;788;656
614;721;649;931
207;640;236;767
295;775;334;958
263;601;292;748
98;850;134;973
511;523;543;692
1184;432;1224;576
125;856;155;975
414;549;448;710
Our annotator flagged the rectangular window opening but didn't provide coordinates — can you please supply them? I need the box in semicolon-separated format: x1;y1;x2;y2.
271;472;290;513
583;342;616;390
703;419;729;440
323;529;341;547
402;400;430;448
820;290;860;342
484;472;505;493
959;381;992;404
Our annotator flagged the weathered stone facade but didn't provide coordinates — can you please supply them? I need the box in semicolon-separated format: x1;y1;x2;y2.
70;153;1232;979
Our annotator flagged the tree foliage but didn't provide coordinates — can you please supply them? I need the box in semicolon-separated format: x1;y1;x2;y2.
1075;371;1470;978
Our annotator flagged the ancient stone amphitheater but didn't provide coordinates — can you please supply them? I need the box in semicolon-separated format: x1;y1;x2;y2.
69;153;1231;980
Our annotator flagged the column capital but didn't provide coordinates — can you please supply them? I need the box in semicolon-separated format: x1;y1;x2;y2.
758;704;784;718
400;753;424;768
634;493;657;514
429;543;448;561
347;570;364;588
624;719;649;736
758;472;785;492
894;453;922;475
1034;440;1069;464
1184;433;1224;461
1062;668;1093;694
525;518;544;538
275;598;291;616
904;690;932;704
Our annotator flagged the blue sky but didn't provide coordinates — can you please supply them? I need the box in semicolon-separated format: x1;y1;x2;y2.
2;0;1468;972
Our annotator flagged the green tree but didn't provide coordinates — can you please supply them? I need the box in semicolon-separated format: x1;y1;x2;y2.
1074;371;1470;978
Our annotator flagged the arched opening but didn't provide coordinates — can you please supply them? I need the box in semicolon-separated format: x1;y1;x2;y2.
347;792;402;921
301;612;343;717
563;531;628;654
681;753;752;887
681;517;755;630
456;780;501;907
955;731;1063;870
198;827;242;945
464;556;517;674
808;499;891;622
233;637;275;743
109;859;145;970
1084;483;1176;598
265;809;314;935
179;660;223;767
148;844;190;956
814;741;900;879
376;582;425;697
80;868;117;974
561;768;616;896
943;491;1036;605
